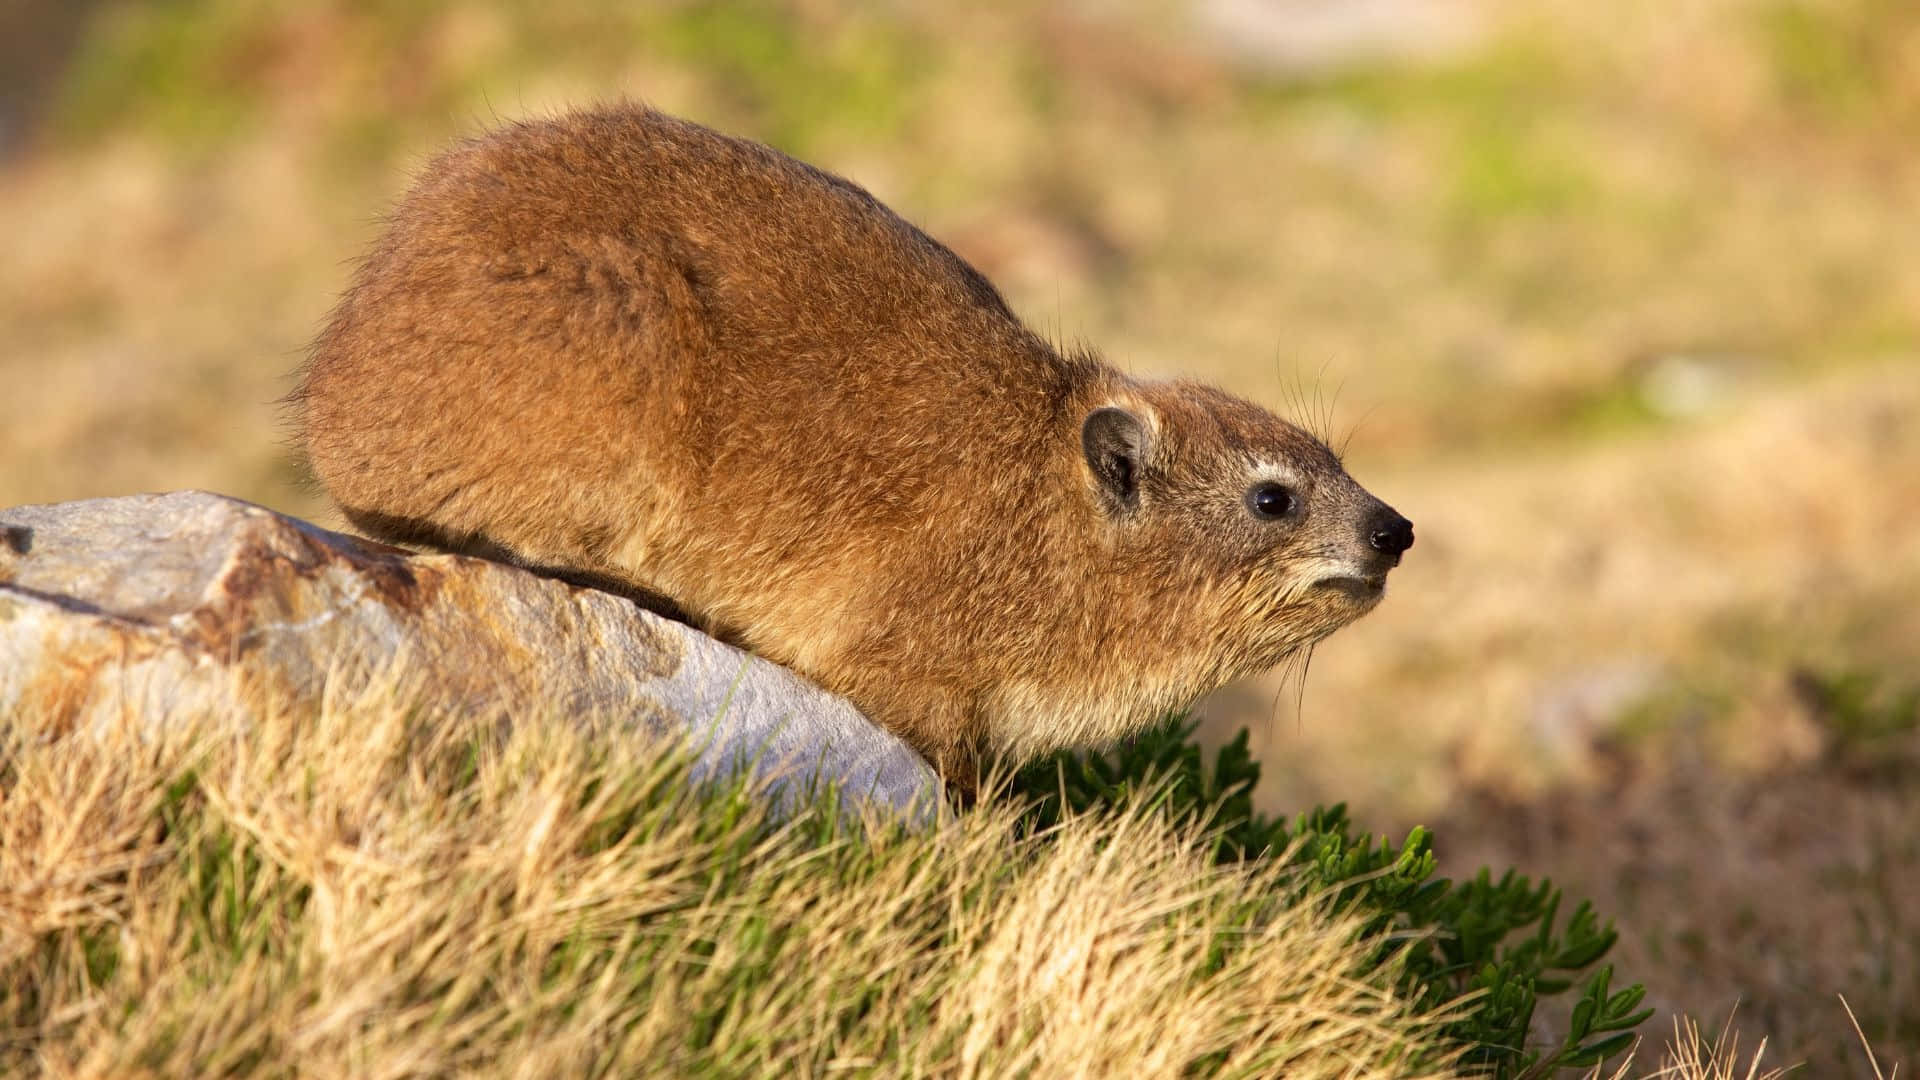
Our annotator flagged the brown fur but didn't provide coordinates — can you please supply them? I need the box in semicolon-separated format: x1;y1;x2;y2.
294;104;1412;788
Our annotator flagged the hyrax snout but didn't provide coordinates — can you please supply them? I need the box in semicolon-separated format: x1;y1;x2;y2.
295;105;1412;789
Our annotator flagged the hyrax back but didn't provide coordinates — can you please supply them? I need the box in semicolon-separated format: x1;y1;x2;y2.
297;105;1413;784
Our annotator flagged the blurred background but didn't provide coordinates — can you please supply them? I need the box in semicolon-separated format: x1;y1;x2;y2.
2;0;1914;1070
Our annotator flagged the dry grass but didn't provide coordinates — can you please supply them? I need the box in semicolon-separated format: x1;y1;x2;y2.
1608;1015;1785;1080
1608;1001;1901;1079
1;677;1463;1078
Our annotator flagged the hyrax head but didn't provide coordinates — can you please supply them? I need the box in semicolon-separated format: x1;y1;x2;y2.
1079;381;1412;673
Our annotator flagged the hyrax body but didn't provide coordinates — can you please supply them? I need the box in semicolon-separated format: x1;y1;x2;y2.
296;105;1413;785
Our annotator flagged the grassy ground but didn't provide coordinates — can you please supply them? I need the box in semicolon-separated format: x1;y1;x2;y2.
3;681;1796;1078
1;0;1915;1072
2;683;1463;1078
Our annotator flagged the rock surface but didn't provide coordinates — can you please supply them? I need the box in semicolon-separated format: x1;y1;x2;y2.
0;491;942;822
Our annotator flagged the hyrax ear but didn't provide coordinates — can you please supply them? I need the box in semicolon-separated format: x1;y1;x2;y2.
1081;406;1152;513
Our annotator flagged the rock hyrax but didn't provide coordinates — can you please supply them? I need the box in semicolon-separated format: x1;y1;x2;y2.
295;104;1414;787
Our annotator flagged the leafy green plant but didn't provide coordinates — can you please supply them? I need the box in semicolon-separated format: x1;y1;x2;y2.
1011;717;1654;1077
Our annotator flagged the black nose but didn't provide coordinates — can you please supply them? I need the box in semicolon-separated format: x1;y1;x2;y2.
1368;511;1414;558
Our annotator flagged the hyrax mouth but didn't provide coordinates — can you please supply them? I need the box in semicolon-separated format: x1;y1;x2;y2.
1314;573;1387;600
1321;501;1413;601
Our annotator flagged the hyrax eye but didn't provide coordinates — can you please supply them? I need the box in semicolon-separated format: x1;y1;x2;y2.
1246;482;1296;520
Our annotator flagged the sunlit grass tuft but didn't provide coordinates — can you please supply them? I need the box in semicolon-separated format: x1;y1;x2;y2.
1;677;1461;1078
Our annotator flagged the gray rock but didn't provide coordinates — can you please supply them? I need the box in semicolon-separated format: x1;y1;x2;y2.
0;491;943;824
